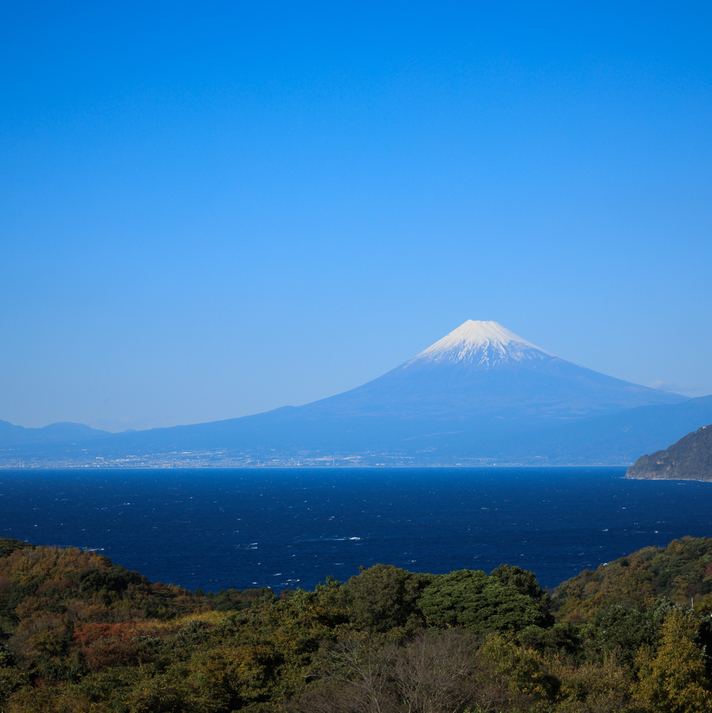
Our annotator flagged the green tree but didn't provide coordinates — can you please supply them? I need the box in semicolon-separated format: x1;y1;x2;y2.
636;609;712;713
346;565;430;634
418;570;549;634
490;564;548;602
582;597;686;667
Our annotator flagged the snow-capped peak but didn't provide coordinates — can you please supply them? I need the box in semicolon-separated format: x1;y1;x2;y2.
407;320;553;367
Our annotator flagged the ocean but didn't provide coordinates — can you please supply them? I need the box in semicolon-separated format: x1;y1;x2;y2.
1;467;710;592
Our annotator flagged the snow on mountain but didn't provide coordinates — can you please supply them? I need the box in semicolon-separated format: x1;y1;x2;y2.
0;318;697;466
406;320;552;367
307;318;688;421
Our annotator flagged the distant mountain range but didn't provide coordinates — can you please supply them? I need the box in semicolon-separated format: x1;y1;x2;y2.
626;423;712;481
2;320;710;468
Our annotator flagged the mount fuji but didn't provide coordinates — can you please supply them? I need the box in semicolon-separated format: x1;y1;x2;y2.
293;320;683;421
3;319;705;467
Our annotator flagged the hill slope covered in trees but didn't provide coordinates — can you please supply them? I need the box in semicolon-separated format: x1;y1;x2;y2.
626;424;712;481
0;537;711;711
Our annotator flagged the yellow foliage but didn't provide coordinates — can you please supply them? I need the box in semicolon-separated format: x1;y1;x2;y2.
481;633;559;705
555;656;637;712
635;609;712;713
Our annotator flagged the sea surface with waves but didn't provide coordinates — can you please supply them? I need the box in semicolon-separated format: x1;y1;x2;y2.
2;467;711;592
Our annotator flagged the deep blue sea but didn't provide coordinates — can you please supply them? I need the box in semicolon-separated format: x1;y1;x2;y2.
1;467;710;592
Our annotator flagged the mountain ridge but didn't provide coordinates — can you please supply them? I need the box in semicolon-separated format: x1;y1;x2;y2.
0;320;699;467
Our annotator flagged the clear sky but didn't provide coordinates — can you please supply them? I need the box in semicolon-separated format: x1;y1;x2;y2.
2;2;711;432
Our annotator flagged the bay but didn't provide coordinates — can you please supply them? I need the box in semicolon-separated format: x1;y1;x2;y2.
1;467;710;592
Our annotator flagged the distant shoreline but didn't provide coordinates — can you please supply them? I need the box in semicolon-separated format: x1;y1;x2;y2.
0;462;632;470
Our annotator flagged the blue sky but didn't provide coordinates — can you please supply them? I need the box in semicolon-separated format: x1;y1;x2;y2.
2;2;711;432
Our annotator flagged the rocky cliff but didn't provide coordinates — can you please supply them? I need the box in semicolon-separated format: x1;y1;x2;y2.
626;424;712;480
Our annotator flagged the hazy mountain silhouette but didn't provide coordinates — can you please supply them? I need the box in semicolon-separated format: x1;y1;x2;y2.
0;420;109;447
2;320;702;466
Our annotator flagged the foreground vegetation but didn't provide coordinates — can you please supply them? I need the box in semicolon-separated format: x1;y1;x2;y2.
1;536;712;712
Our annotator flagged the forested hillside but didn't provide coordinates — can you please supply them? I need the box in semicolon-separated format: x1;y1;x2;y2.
552;536;712;619
0;537;711;712
626;424;712;481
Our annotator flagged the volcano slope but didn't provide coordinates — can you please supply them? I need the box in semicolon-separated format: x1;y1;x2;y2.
7;320;694;466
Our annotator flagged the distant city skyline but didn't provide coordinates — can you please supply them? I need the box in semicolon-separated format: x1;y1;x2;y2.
2;2;710;432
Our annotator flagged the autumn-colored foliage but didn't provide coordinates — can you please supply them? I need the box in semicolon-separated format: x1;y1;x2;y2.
1;535;711;711
551;536;712;621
